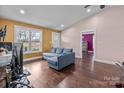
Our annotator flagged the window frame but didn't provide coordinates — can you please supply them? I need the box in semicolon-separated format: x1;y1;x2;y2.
52;32;60;48
14;25;42;54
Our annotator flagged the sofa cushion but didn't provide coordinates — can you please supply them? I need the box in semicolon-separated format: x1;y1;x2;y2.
56;48;63;54
47;56;58;62
62;48;73;54
43;53;61;57
51;48;56;53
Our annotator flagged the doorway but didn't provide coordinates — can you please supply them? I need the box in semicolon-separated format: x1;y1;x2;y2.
80;30;96;61
82;34;94;53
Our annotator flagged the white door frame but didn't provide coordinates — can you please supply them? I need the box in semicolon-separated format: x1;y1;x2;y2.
80;29;96;60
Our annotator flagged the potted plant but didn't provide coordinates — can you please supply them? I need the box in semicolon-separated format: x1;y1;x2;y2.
115;61;124;88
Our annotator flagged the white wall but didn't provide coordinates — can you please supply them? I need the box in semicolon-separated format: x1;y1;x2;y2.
61;6;124;63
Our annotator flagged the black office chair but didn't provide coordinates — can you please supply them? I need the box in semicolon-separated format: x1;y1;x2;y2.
0;25;7;42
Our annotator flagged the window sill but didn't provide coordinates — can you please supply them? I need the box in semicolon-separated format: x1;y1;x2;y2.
24;51;42;54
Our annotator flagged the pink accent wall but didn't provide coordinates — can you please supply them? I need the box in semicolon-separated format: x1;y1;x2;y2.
83;34;93;51
61;6;124;63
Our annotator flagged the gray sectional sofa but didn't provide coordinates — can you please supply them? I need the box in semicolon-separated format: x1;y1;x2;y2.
43;48;75;70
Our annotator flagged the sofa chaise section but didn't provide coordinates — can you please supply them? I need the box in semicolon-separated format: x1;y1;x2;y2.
43;48;75;70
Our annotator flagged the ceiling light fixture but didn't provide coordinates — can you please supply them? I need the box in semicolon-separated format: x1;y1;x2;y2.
61;24;64;28
20;9;25;14
87;9;91;13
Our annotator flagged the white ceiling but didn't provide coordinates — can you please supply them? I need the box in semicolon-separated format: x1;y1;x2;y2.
0;5;103;31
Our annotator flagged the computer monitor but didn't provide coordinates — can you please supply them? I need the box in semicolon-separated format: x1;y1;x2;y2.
0;42;12;51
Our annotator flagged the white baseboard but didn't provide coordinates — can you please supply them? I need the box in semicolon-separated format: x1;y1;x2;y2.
94;59;116;65
24;56;42;62
76;55;82;58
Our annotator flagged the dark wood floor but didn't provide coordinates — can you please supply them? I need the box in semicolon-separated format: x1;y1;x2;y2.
24;53;121;88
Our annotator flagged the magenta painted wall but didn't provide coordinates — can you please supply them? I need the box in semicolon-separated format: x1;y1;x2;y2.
83;34;94;51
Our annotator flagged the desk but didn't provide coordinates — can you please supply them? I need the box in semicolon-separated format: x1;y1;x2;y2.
0;53;12;88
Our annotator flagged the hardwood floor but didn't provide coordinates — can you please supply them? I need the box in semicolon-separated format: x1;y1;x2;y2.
0;68;6;87
24;53;121;88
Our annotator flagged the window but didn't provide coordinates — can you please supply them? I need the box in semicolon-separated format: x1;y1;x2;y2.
31;31;41;51
14;25;42;53
52;32;60;47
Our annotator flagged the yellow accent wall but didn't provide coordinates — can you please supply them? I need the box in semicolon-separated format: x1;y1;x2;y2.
43;29;52;52
0;18;60;59
0;19;14;42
